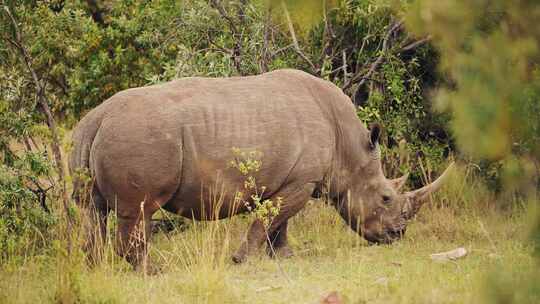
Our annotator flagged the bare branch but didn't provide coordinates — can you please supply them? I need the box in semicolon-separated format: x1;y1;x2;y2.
355;32;371;73
400;35;432;52
342;50;348;84
269;43;294;58
22;136;33;152
259;7;272;73
343;19;403;91
320;2;333;64
210;0;239;34
280;1;317;74
206;31;233;54
209;0;245;74
27;178;53;214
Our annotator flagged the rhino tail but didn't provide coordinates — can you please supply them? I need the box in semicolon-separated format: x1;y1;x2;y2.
69;112;104;205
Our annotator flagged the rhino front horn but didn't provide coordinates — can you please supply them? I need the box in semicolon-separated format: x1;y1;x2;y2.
404;162;455;217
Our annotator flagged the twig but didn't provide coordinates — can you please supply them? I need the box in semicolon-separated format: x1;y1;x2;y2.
343;20;403;91
478;219;498;253
355;32;371;72
265;229;293;285
280;1;317;73
400;35;432;52
259;7;271;73
206;31;233;54
210;0;239;34
29;181;53;213
342;50;348;84
320;1;334;72
209;0;246;75
269;44;294;58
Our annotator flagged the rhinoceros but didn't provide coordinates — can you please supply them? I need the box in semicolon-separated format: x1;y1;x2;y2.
70;69;452;271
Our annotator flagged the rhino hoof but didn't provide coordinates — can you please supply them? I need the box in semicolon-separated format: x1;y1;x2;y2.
232;253;247;264
134;262;161;276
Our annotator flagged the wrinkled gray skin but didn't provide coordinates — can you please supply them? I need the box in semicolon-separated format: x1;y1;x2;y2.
70;69;452;272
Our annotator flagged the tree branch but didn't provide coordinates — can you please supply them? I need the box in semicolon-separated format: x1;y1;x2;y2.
28;178;53;214
209;0;246;75
343;19;403;92
281;1;317;74
269;43;294;58
342;50;348;84
259;7;272;73
400;35;432;52
3;6;72;224
320;2;334;69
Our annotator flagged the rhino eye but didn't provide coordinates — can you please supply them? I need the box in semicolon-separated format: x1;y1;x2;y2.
382;195;391;204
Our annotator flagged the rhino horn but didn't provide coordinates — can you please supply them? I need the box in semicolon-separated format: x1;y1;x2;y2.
389;173;409;191
403;162;455;218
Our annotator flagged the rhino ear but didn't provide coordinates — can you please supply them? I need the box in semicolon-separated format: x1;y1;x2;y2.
369;123;381;148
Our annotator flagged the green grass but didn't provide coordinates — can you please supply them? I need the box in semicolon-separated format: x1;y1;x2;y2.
0;200;535;304
0;166;537;303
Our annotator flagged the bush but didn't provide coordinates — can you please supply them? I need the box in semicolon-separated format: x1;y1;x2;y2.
0;162;55;263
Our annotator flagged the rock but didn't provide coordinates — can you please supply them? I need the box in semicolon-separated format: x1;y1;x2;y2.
374;277;389;285
255;286;282;292
321;291;342;304
430;247;467;262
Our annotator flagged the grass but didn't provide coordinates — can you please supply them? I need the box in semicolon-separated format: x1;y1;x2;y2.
0;167;537;304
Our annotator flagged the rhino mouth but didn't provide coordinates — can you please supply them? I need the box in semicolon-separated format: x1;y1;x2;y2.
385;228;406;241
366;228;406;245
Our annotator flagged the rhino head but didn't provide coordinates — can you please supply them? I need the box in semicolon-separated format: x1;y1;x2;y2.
334;124;454;244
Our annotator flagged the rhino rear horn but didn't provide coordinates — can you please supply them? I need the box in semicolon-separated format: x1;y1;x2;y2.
404;162;455;213
390;173;409;191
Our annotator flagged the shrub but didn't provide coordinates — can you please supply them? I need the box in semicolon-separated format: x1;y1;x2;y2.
0;161;55;263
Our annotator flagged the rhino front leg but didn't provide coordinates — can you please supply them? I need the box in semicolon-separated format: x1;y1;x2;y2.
266;220;294;259
232;218;266;263
232;183;314;263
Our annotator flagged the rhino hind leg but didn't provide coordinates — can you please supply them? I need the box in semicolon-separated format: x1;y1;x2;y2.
79;185;109;266
232;183;315;263
114;196;166;274
266;221;294;259
115;211;160;274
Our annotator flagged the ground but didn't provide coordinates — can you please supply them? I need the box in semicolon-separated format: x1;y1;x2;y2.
0;193;535;304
